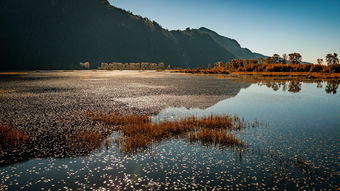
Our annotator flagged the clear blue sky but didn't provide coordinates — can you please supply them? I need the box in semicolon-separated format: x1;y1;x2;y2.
108;0;340;63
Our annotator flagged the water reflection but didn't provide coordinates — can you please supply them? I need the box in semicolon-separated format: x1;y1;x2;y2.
257;80;339;94
325;82;339;94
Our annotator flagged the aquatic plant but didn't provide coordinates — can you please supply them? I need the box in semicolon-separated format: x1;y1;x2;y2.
122;135;152;152
188;129;244;147
91;113;150;126
65;130;104;155
92;113;250;152
0;125;27;146
66;131;103;145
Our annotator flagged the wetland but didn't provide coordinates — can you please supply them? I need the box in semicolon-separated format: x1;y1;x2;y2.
0;71;339;190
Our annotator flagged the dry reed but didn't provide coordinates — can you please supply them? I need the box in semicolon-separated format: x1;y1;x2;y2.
0;125;27;146
91;113;150;126
66;130;103;147
122;135;152;152
188;129;244;147
92;113;249;152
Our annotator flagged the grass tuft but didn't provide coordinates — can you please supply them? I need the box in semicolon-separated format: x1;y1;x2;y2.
91;113;150;126
188;129;244;147
0;125;27;146
122;135;152;152
92;113;250;152
66;130;103;147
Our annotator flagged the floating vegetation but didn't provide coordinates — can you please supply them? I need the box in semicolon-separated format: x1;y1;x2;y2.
90;113;252;152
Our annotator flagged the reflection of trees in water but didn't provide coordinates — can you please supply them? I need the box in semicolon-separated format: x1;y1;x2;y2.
257;80;339;94
325;82;339;94
281;82;287;92
288;81;302;93
316;82;323;88
264;82;280;91
271;83;280;91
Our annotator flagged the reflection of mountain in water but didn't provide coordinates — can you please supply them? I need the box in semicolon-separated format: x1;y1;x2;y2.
113;81;252;111
153;79;340;122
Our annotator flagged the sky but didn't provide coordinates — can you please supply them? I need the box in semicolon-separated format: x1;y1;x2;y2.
108;0;340;63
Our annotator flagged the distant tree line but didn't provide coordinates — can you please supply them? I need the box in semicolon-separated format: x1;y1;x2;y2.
216;52;340;73
97;62;166;70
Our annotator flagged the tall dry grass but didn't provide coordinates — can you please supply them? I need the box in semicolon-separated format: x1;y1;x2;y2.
0;125;27;146
91;113;150;126
188;129;244;147
92;113;249;152
122;135;152;152
63;130;111;156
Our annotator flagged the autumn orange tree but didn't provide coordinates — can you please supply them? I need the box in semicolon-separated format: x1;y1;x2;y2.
288;53;302;64
326;53;339;65
282;54;288;64
317;58;323;65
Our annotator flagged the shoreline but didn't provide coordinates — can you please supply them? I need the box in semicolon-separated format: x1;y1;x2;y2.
171;70;340;79
230;71;340;78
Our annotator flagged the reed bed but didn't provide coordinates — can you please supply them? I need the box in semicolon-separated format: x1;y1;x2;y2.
64;130;106;156
92;113;250;152
122;135;152;152
188;129;244;147
66;131;103;144
91;113;150;126
0;125;27;146
0;113;251;156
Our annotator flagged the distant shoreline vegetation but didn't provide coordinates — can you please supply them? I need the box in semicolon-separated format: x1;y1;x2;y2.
94;62;167;70
175;53;340;78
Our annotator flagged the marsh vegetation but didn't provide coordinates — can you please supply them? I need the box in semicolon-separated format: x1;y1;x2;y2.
91;113;251;152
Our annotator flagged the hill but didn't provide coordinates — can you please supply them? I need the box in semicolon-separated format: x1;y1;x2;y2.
0;0;264;70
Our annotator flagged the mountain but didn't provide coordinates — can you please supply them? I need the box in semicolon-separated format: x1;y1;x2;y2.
197;27;264;59
0;0;265;70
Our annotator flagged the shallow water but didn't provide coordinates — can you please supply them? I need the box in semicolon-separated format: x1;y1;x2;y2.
1;74;339;190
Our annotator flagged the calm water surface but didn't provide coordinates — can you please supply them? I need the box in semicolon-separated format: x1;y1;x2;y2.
1;80;339;190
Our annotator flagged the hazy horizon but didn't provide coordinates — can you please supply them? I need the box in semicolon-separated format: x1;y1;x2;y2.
109;0;340;63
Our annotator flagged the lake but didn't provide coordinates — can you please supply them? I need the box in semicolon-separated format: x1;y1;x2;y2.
0;71;339;190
